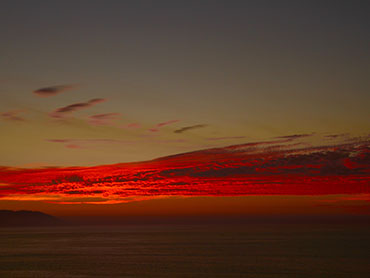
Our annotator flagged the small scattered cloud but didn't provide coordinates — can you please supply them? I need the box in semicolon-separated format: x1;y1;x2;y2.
121;123;141;129
325;133;349;139
149;120;179;132
47;139;69;143
155;139;187;143
87;113;121;126
0;110;25;121
174;124;207;134
47;138;133;149
65;144;83;149
33;84;78;97
206;136;245;141
157;120;180;128
49;98;106;118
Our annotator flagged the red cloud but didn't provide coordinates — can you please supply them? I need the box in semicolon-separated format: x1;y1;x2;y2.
0;138;369;204
87;113;121;125
0;110;25;121
121;123;141;129
149;120;179;132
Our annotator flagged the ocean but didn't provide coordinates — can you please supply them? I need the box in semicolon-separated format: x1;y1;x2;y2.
0;223;369;277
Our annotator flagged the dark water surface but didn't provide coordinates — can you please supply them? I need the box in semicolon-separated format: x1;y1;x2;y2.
0;224;369;277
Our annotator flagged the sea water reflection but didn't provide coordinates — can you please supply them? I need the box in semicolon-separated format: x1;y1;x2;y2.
0;224;369;277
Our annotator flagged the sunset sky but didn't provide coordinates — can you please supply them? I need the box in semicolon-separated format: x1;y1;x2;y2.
0;1;369;219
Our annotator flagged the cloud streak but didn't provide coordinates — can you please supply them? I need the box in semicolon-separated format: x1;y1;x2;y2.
87;113;121;125
0;110;25;121
174;124;207;134
206;136;246;141
50;98;106;118
47;138;133;149
274;134;313;140
149;120;179;132
121;123;141;129
33;84;77;97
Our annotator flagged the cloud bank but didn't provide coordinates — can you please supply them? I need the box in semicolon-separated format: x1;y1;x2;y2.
0;135;369;204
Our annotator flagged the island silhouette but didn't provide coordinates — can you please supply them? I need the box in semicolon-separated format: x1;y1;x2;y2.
0;210;63;227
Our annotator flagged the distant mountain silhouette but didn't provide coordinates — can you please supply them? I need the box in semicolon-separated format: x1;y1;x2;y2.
0;210;63;227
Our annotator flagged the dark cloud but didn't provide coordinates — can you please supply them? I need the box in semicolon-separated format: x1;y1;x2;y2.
274;134;313;140
0;110;25;121
158;142;370;178
33;84;77;97
160;166;257;178
174;124;207;134
50;98;106;118
325;133;349;139
89;113;120;120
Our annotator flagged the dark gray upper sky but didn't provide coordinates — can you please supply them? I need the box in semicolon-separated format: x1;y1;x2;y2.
0;0;369;166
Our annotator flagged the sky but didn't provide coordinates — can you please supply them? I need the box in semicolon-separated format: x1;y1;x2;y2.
0;1;369;219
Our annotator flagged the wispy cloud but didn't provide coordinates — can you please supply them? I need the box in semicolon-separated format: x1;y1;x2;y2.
157;120;180;127
87;113;121;126
0;110;25;121
65;144;83;149
325;133;349;139
174;124;207;134
49;98;106;118
274;133;313;140
33;84;78;97
121;123;141;129
206;136;246;141
47;138;131;144
47;138;133;149
149;120;179;132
